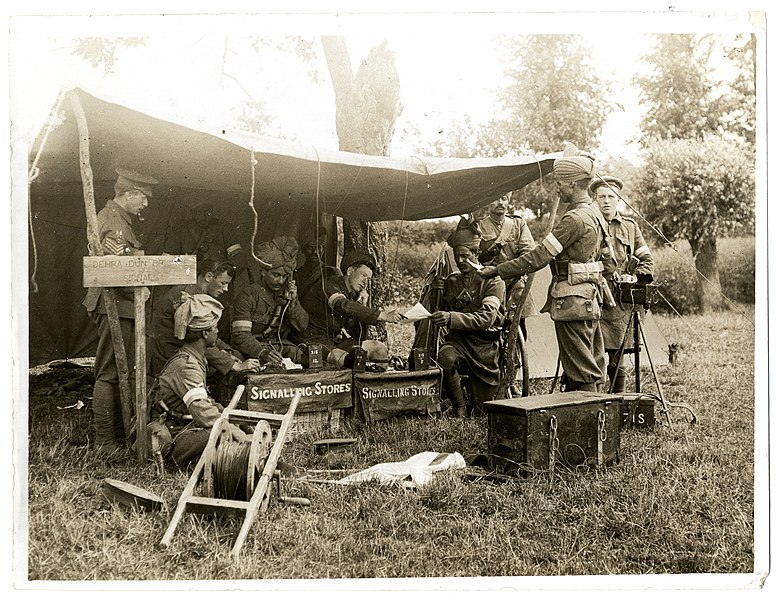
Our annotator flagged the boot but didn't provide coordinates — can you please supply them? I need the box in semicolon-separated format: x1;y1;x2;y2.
92;381;123;451
612;366;628;394
442;370;468;418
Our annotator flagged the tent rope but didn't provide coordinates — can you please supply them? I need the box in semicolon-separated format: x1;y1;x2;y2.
390;170;410;276
247;149;272;270
27;90;68;293
590;172;753;326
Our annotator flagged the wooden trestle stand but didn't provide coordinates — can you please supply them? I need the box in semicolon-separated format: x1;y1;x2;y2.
160;387;306;559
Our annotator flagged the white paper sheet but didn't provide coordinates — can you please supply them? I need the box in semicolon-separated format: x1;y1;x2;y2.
401;302;432;323
466;259;484;270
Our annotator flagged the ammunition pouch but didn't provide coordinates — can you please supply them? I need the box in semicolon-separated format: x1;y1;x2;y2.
549;280;601;322
567;261;604;285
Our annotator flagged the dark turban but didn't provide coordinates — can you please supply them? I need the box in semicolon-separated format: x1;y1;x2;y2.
553;142;596;183
255;236;303;274
446;217;481;250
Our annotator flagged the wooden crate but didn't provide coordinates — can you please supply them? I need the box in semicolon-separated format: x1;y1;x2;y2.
619;393;656;429
245;368;353;435
353;368;442;423
483;391;622;477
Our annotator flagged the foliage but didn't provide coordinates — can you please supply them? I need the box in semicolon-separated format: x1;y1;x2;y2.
649;237;755;314
635;135;755;255
635;33;756;145
70;38;147;75
495;34;612;154
26;309;756;580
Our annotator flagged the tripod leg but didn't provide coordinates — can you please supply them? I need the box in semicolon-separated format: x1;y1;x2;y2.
609;314;634;393
639;323;698;426
633;310;641;392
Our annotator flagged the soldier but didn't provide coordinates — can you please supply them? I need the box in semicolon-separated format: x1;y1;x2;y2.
230;237;309;367
150;293;249;467
479;142;613;392
83;167;158;455
591;176;654;393
431;219;506;417
297;250;401;367
476;193;537;337
148;257;261;379
164;201;250;336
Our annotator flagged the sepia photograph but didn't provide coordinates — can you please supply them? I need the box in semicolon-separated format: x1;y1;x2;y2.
6;1;771;594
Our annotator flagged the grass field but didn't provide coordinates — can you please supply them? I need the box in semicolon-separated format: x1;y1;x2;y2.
21;306;762;589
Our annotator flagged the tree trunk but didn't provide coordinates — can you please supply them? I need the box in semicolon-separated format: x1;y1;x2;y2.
322;36;401;342
690;235;724;312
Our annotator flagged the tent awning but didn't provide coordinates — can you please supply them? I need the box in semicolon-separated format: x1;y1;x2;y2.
30;87;558;222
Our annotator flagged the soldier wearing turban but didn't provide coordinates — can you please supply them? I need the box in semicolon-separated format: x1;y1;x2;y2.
151;293;249;466
480;143;612;392
230;237;310;367
430;218;506;416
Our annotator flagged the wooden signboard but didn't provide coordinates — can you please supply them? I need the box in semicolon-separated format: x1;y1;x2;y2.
83;255;196;287
245;369;354;414
353;368;442;423
83;254;197;464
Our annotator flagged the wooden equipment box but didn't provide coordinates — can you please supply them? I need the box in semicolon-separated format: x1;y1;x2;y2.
483;391;622;477
619;393;656;429
353;368;442;423
245;368;353;434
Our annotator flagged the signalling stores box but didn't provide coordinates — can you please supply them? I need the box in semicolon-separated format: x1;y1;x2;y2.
353;368;442;423
245;369;353;435
619;393;656;429
483;391;622;477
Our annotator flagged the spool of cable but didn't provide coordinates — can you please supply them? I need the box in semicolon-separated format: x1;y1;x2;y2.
214;441;252;501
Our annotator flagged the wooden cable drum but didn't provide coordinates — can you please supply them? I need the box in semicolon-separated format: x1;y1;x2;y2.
212;420;273;501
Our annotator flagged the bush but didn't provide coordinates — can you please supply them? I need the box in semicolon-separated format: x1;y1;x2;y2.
650;237;755;314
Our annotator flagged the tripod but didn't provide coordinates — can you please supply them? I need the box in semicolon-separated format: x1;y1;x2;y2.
609;283;697;429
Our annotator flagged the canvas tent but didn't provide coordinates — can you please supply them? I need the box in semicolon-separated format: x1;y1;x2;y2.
26;87;668;374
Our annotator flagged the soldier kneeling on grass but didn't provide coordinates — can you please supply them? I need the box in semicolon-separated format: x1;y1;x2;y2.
148;293;249;468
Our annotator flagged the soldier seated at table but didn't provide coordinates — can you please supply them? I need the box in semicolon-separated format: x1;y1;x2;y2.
164;201;251;337
296;250;401;368
430;219;506;417
230;237;309;367
150;293;249;467
148;257;261;382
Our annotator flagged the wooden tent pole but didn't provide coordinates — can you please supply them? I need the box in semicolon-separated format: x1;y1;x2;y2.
69;93;135;447
497;196;560;399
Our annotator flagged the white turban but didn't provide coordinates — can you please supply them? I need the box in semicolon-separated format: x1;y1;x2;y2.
553;142;596;182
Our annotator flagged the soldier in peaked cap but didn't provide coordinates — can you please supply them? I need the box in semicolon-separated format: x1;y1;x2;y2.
591;175;654;393
480;143;613;392
431;218;506;417
82;167;158;456
296;249;401;368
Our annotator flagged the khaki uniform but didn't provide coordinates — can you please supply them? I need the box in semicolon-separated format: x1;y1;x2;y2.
82;199;146;446
230;282;309;361
438;272;506;394
153;344;245;465
497;201;609;391
600;214;654;349
297;266;380;354
477;214;537;316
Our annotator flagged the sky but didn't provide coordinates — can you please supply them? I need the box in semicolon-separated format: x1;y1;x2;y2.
9;9;760;170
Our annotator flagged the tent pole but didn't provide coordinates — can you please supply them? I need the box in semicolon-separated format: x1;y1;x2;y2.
69;92;136;450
